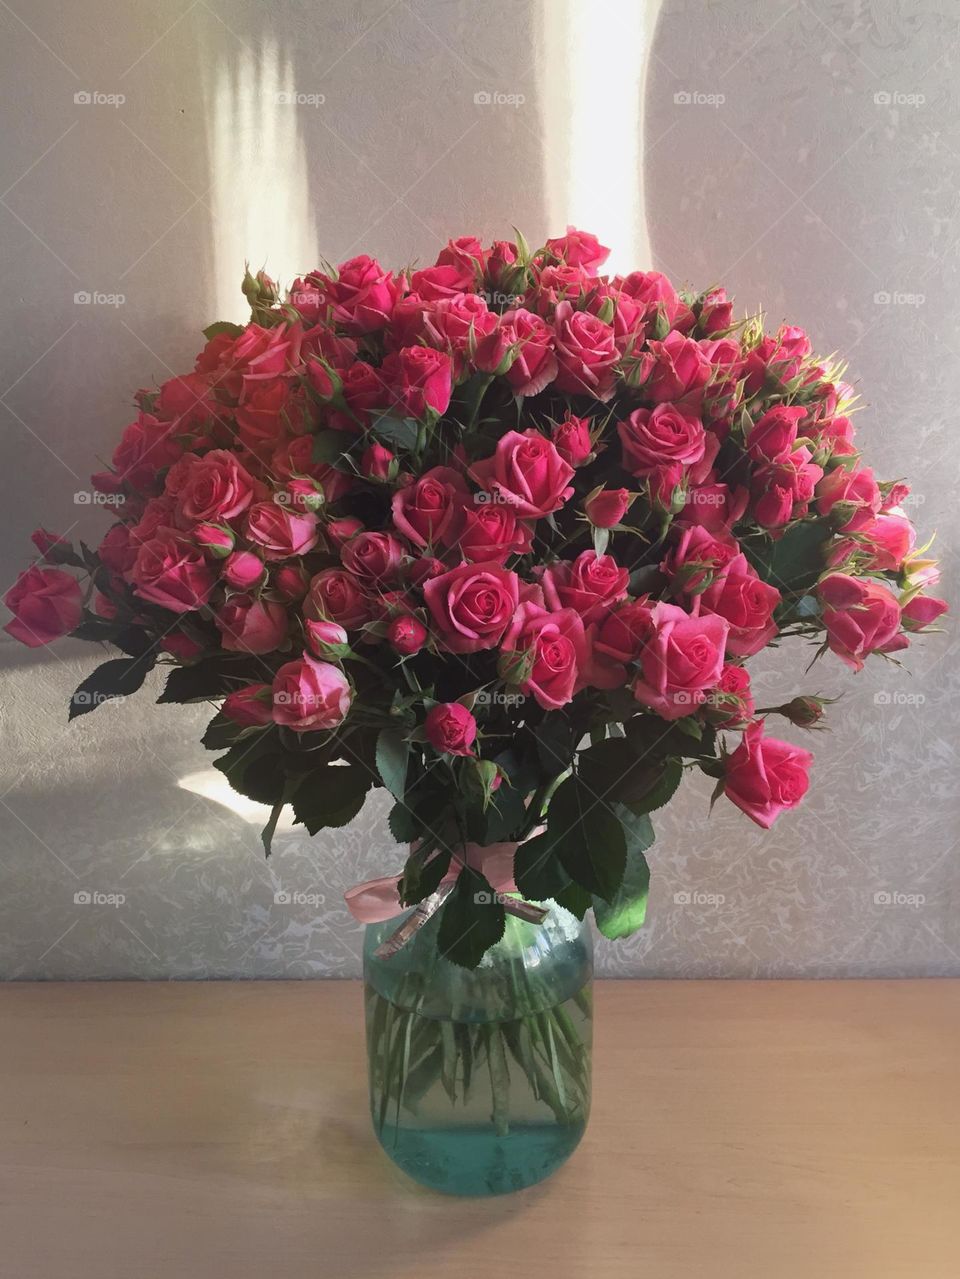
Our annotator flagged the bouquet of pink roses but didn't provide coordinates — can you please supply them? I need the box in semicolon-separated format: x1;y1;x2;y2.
6;227;945;967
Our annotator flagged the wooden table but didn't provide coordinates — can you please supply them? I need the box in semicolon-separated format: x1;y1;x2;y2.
1;981;958;1278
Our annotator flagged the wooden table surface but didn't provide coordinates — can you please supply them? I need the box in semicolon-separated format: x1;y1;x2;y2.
1;980;958;1279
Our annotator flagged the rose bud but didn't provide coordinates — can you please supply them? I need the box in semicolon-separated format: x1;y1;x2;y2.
552;414;593;466
387;615;428;655
222;550;266;591
271;563;310;603
305;356;342;402
223;683;274;727
777;694;831;728
283;477;325;513
326;517;364;548
195;522;235;558
901;594;948;631
704;663;754;728
360;443;398;482
305;619;351;660
585;487;632;529
424;702;477;757
30;528;71;561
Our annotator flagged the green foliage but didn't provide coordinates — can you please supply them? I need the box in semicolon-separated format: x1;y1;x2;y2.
291;765;371;834
437;868;506;969
547;774;627;902
592;807;654;940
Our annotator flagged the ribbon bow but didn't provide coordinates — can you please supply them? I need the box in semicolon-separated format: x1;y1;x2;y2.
344;840;549;959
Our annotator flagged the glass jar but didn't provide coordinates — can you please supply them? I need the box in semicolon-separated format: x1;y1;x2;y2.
363;899;593;1196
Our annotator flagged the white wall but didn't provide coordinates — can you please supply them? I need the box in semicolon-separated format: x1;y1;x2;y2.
1;0;956;978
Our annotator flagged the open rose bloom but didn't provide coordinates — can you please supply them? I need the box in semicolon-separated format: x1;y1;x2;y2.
3;233;946;967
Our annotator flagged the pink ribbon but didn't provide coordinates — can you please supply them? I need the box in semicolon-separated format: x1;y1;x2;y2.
344;841;520;924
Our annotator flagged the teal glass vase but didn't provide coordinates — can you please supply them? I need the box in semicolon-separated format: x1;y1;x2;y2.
363;899;593;1196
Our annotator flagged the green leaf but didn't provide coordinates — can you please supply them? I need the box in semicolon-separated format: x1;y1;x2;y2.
399;841;450;905
201;711;242;751
387;801;419;844
291;764;371;834
158;662;238;704
311;429;349;463
745;519;831;595
437;868;505;969
578;740;683;815
514;832;570;901
535;714;579;775
261;793;289;858
624;715;717;762
553;882;592;920
376;728;410;799
547;774;627;902
370;415;419;452
203;320;244;341
69;655;155;720
592;806;654;940
213;733;285;806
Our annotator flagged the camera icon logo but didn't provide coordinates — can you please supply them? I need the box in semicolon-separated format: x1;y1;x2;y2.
873;290;891;305
274;890;291;905
74;91;92;105
674;91;692;105
873;690;891;705
74;291;91;305
673;890;691;905
473;91;492;105
873;91;892;105
74;890;92;904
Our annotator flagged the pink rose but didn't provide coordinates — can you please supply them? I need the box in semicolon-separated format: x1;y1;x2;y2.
698;287;734;334
305;569;372;631
222;550;266;591
331;361;387;431
751;448;823;530
271;655;352;732
594;598;655;664
340;531;406;585
724;721;813;828
815;466;882;532
552;414;593;466
387;615;428;655
381;345;453;419
194;523;235;557
222;683;274;727
616;270;691;330
585;488;631;529
246;501;320;560
30;529;70;560
704;663;754;728
421;294;496;371
436;235;487;275
617;403;706;476
502;602;588;710
391;466;468;548
699;554;781;657
477;308;558;397
645;329;712;405
216;596;288;654
112;413;183;491
271;564;310;603
424;702;477;756
3;566;82;647
818;574;904;670
632;602;730;720
132;532;215;614
828;513;914;572
457;503;531;564
309;255;402;332
552;301;619;400
173;449;258;524
746;405;808;463
742;326;811;396
423;562;519;653
470;429;574;518
540;550;630;623
680;481;749;532
409;262;476;301
661;524;738;594
544;227;610;274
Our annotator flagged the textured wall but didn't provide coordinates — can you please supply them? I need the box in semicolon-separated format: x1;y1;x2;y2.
1;0;957;980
